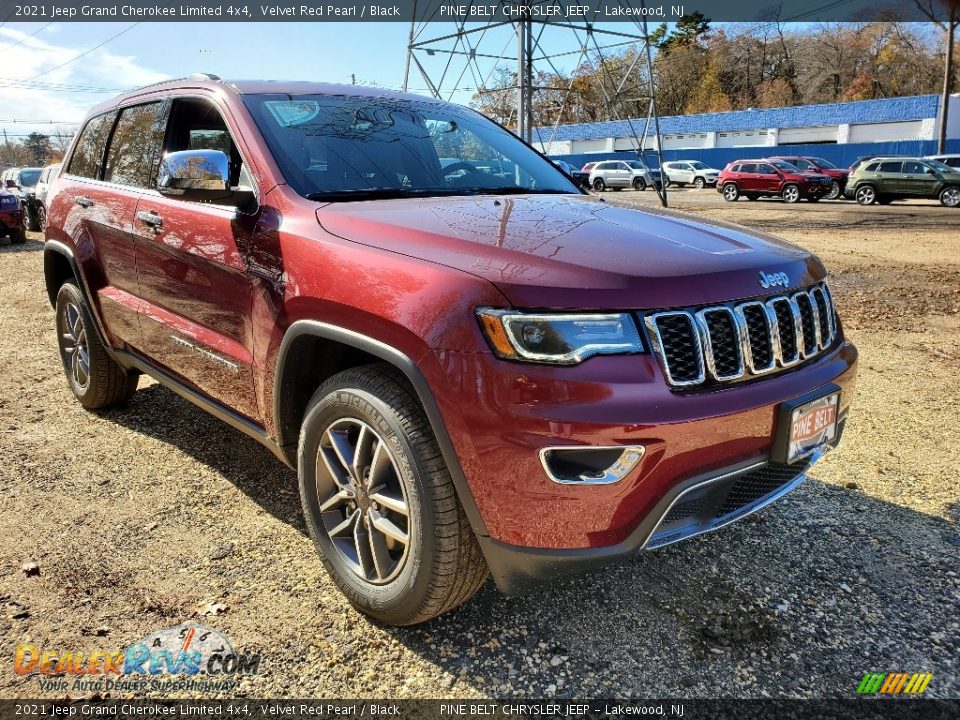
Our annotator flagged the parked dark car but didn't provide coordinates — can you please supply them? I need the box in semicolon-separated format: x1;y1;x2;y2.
8;167;44;230
845;157;960;207
717;159;832;203
552;159;589;188
768;155;848;200
44;76;857;625
0;189;24;243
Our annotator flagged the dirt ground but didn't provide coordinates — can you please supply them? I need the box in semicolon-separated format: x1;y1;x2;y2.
0;190;958;699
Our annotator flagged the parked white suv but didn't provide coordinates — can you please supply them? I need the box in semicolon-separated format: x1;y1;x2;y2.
662;160;720;189
925;154;960;170
589;160;659;191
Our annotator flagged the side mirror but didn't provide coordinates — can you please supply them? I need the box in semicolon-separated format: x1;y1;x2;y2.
157;150;254;208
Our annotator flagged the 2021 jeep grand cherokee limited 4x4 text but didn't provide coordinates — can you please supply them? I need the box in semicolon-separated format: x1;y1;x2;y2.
43;75;858;625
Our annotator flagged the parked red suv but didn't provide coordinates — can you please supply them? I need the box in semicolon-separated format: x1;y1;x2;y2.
718;159;832;203
1;188;25;244
768;156;849;200
43;76;858;625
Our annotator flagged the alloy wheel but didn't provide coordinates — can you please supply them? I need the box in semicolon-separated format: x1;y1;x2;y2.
723;184;738;201
59;302;90;391
782;185;800;203
940;187;960;208
315;418;411;585
694;177;705;189
827;181;841;200
856;186;876;205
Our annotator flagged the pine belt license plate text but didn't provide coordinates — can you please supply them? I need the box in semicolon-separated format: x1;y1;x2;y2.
787;392;839;463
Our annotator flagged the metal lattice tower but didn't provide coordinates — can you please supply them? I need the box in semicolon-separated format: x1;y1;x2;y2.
403;0;668;205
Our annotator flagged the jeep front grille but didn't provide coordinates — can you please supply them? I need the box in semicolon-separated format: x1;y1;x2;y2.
644;282;837;388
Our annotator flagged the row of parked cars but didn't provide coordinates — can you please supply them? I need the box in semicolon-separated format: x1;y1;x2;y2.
0;164;60;243
556;153;960;208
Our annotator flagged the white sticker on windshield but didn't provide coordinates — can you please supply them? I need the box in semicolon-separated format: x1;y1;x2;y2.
265;101;321;127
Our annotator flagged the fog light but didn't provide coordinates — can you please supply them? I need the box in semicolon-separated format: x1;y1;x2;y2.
540;445;646;485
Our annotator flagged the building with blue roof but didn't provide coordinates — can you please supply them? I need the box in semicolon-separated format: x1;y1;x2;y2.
537;94;959;169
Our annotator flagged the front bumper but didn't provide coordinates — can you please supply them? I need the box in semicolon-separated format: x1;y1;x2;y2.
0;210;22;234
431;339;858;592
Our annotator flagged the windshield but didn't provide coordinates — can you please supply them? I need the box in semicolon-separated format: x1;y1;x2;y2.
925;159;954;173
689;161;711;170
771;160;800;172
18;168;42;186
809;157;836;169
242;94;580;200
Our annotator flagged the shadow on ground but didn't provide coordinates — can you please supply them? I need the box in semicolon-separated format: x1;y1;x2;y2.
102;381;959;698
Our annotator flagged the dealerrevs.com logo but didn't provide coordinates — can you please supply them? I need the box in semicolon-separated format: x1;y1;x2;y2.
857;672;934;695
14;624;261;693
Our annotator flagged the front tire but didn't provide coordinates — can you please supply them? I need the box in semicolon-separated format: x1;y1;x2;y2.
781;184;801;203
722;183;740;201
298;365;488;626
939;186;960;208
632;178;646;191
694;177;705;189
55;282;138;409
592;178;605;192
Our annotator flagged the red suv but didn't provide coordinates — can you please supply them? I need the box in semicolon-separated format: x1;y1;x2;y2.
768;156;849;200
718;159;832;203
1;188;25;244
43;76;858;625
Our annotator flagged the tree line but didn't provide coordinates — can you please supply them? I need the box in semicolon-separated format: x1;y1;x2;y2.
471;16;957;129
0;130;73;170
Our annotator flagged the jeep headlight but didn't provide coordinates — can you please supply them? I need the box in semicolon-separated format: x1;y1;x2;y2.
477;309;643;364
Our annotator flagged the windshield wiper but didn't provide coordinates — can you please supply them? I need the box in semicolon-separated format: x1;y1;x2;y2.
305;188;422;202
305;187;577;202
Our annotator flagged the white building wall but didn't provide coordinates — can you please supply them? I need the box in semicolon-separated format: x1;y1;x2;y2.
715;130;770;148
777;125;837;144
847;120;927;143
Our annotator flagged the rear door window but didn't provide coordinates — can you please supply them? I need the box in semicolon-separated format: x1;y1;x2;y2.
739;163;756;174
756;164;776;174
103;102;168;189
67;112;116;179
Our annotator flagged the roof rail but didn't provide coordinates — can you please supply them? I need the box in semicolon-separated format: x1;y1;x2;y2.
187;72;222;81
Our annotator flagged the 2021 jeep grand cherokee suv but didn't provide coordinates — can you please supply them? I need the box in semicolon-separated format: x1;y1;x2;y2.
43;75;858;625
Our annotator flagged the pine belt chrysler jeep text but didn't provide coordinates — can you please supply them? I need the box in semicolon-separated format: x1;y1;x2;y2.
43;75;858;625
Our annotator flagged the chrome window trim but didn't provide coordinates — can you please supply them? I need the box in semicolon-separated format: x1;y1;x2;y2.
694;306;745;381
539;445;647;486
644;311;706;386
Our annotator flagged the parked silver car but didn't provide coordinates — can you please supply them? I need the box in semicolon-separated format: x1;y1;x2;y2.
33;164;60;232
925;154;960;170
588;159;660;191
662;160;720;189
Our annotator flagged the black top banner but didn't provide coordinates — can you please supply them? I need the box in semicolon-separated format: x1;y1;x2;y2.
0;0;956;23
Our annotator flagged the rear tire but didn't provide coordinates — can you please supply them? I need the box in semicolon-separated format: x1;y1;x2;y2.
722;183;740;202
298;365;488;626
55;282;138;410
855;185;876;206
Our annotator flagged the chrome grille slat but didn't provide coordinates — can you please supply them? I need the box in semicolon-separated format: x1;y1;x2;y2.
646;282;837;389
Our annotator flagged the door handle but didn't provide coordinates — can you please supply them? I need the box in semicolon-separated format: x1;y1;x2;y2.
137;210;163;231
75;196;94;208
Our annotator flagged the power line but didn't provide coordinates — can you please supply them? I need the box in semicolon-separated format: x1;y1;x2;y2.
13;22;141;87
0;22;54;57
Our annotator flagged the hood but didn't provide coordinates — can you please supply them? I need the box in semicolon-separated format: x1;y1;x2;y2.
316;194;824;309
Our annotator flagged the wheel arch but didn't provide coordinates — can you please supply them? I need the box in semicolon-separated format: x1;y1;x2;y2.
272;320;491;539
43;241;79;308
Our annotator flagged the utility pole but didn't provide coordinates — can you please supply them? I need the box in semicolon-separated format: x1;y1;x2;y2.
351;73;356;86
938;9;957;154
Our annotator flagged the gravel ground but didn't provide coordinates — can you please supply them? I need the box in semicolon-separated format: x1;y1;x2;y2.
0;192;958;699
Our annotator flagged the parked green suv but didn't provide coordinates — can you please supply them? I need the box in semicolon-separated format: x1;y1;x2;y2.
845;157;960;207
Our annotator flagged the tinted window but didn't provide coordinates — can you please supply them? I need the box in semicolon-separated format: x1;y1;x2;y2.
739;164;756;173
902;161;927;174
946;158;960;168
793;159;814;170
103;102;167;189
865;162;880;172
728;164;741;173
68;113;115;179
756;164;776;174
878;161;903;173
